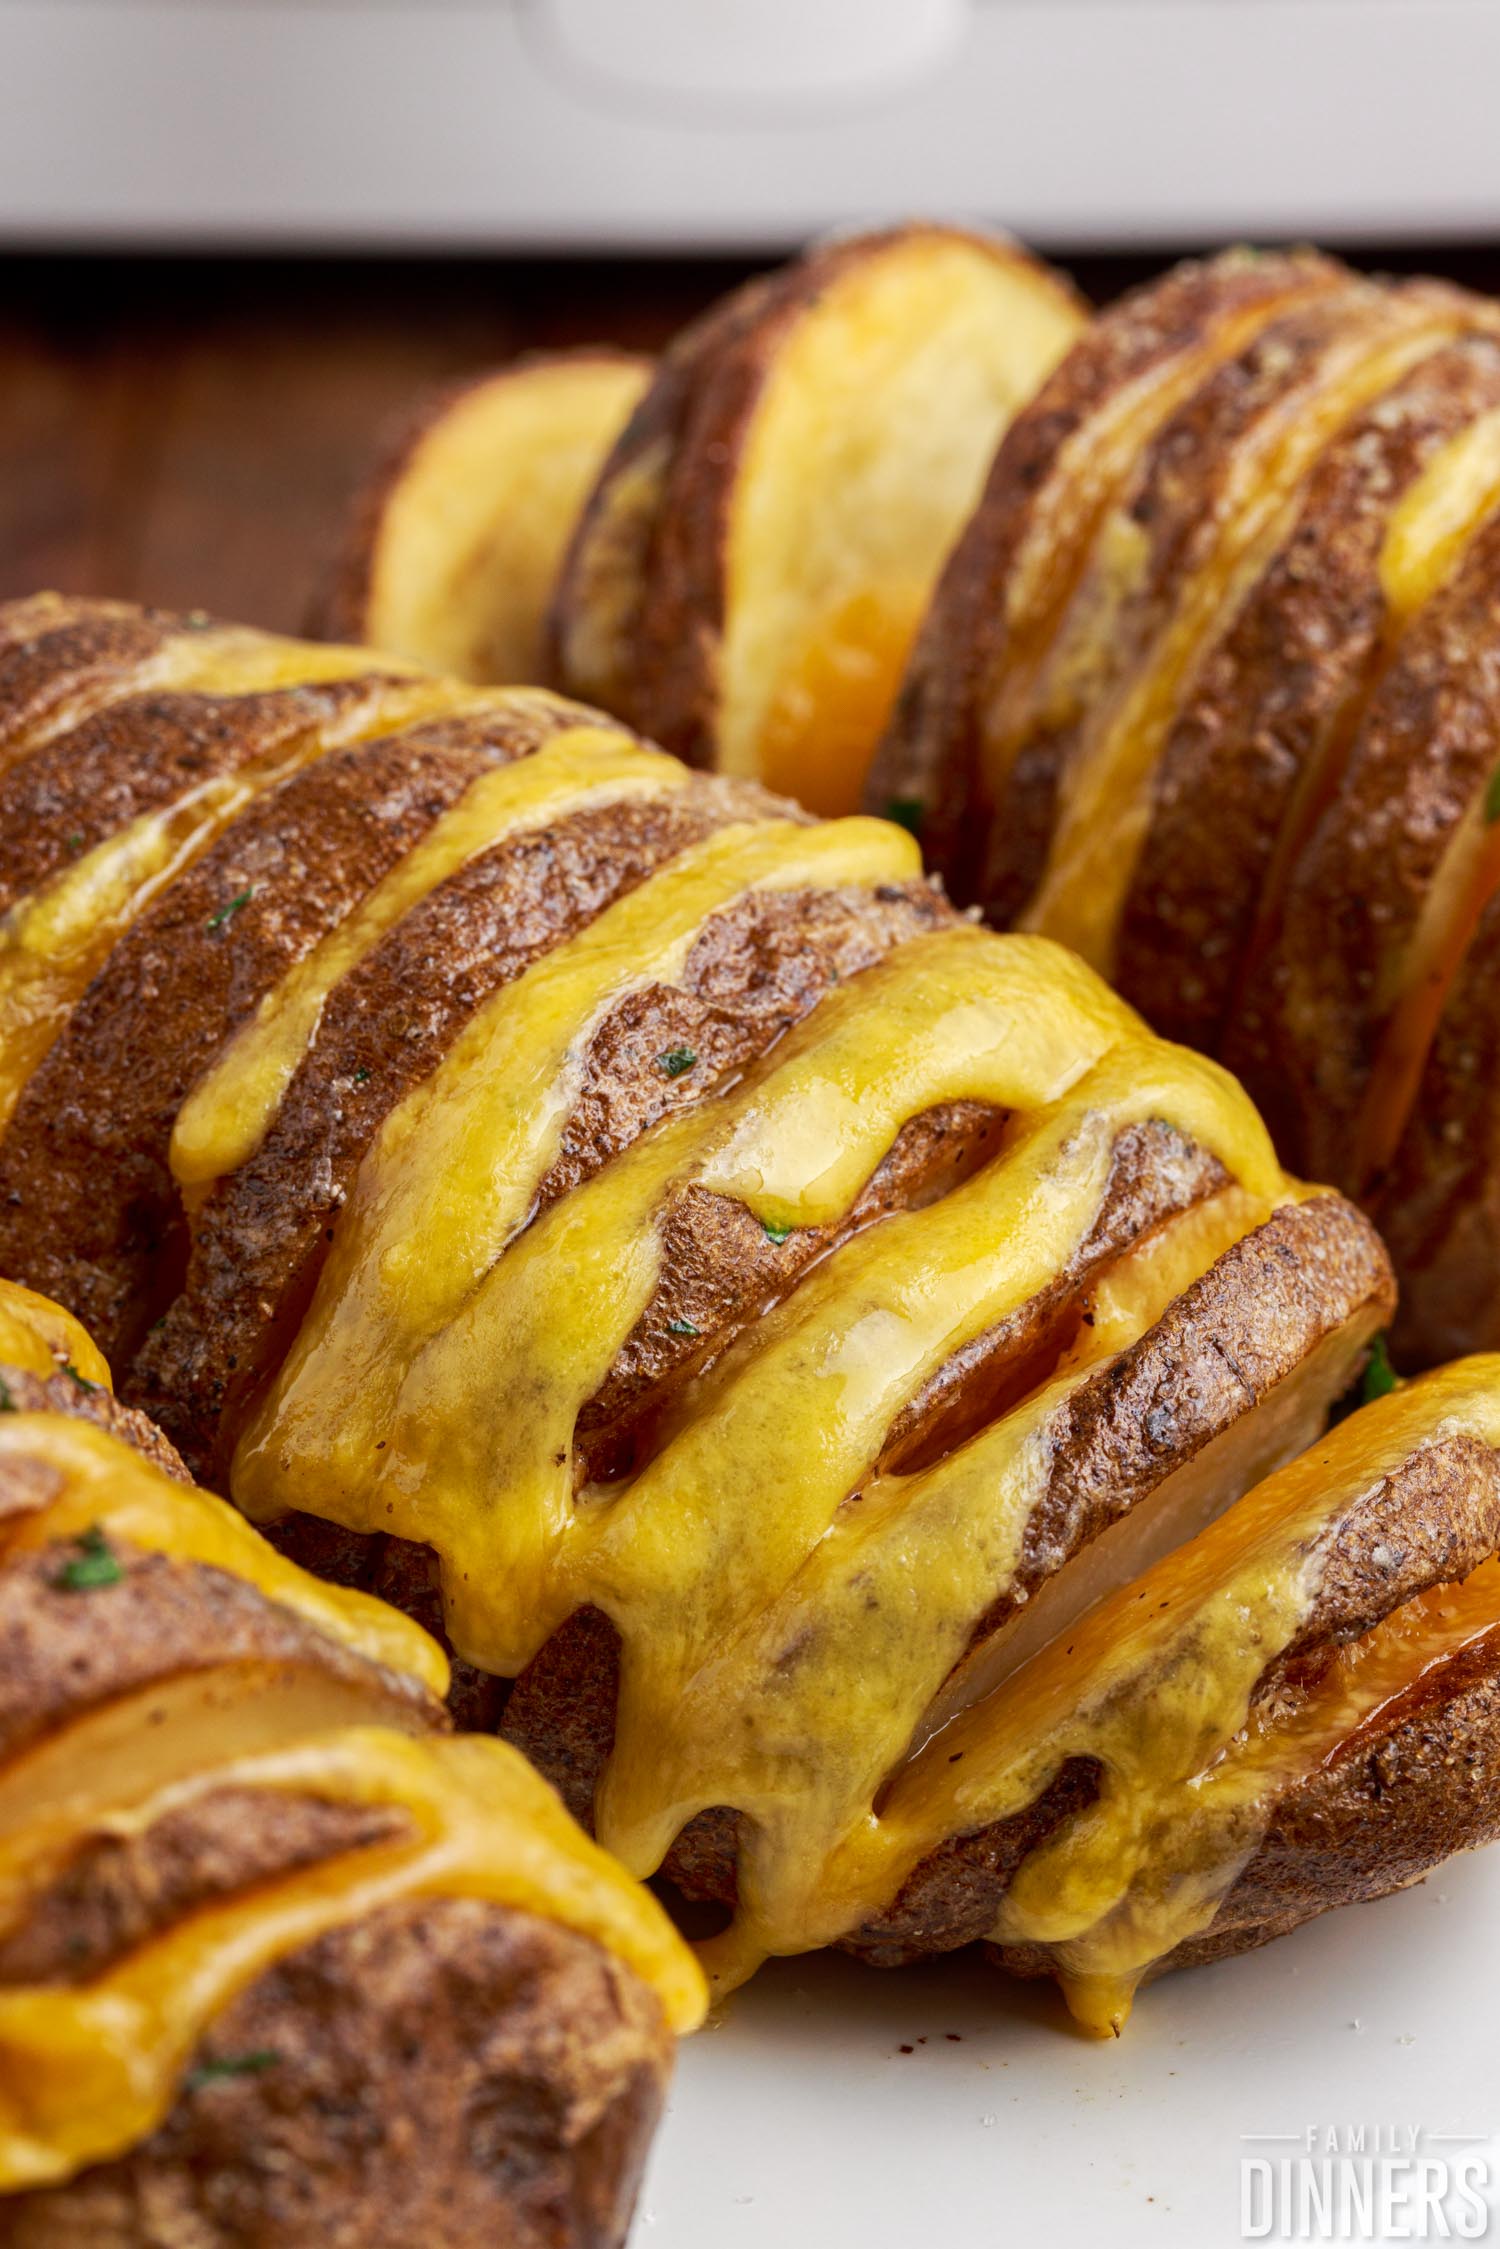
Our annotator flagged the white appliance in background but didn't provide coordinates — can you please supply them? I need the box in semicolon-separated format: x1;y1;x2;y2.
0;0;1496;253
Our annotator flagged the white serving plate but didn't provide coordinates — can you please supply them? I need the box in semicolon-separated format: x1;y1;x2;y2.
643;1841;1500;2245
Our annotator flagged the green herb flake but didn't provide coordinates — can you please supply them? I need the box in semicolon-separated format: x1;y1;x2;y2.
206;887;254;934
1360;1333;1401;1406
0;1373;13;1413
352;1066;371;1086
53;1524;123;1593
656;1046;698;1080
884;797;925;840
64;1359;102;1393
185;2048;280;2093
1485;768;1500;824
65;831;85;857
762;1218;794;1247
667;1317;700;1338
183;609;214;632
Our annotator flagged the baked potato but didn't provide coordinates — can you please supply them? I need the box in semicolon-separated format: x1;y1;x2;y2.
0;1276;703;2246
869;248;1500;1366
318;350;652;684
548;224;1085;815
1;598;1462;2034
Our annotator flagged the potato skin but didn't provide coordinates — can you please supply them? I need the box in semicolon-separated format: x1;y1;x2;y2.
5;1895;672;2249
551;225;1084;776
503;1193;1396;1947
1117;330;1500;1059
869;249;1344;890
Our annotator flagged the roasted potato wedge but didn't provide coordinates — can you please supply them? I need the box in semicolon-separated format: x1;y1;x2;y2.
319;350;651;685
550;225;1084;814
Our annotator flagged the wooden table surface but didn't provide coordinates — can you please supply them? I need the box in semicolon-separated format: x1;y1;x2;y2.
5;243;1500;637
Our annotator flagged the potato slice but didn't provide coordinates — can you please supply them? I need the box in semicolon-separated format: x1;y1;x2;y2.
552;225;1084;815
322;350;651;683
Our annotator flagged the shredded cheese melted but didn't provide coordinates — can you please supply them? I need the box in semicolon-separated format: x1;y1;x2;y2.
0;1399;706;2192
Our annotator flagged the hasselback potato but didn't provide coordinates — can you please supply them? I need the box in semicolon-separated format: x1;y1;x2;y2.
7;592;1500;2037
871;246;1500;1366
0;1274;701;2246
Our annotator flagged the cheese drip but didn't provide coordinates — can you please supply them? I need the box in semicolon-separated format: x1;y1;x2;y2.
0;1276;110;1388
0;1408;705;2192
842;1358;1500;2034
0;1728;706;2191
1024;303;1471;973
223;754;1343;2003
171;725;689;1190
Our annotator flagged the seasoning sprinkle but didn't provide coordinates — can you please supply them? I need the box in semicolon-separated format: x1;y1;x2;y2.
1360;1333;1401;1405
53;1524;123;1593
207;887;254;933
185;2049;280;2092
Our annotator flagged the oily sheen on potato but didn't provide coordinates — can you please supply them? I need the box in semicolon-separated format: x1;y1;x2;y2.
0;1278;701;2249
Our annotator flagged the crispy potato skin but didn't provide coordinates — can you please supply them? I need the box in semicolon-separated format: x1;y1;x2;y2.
869;249;1344;887
876;246;1500;1365
504;1193;1397;1941
1118;331;1500;1058
5;1896;672;2249
0;1371;675;2247
551;225;1084;778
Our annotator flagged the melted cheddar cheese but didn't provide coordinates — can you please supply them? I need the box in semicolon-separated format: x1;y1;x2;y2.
0;609;1475;2075
0;1403;706;2193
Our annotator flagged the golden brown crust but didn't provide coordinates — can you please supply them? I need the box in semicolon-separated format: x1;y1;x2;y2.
0;1538;441;1761
1116;330;1500;1054
552;225;1083;780
5;1894;672;2249
868;249;1345;883
0;1365;190;1483
0;726;536;1365
129;778;843;1482
504;1193;1396;1939
1225;502;1500;1181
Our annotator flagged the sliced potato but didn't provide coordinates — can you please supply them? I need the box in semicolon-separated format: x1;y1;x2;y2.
321;350;651;684
551;225;1084;815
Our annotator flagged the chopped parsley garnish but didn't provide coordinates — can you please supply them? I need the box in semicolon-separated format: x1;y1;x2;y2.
0;1373;13;1413
352;1066;371;1086
206;887;254;933
884;797;925;840
65;831;85;856
183;609;213;632
1360;1333;1401;1405
1485;768;1500;824
53;1524;123;1592
656;1046;698;1079
185;2048;280;2092
64;1360;102;1393
762;1218;794;1247
667;1317;700;1338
